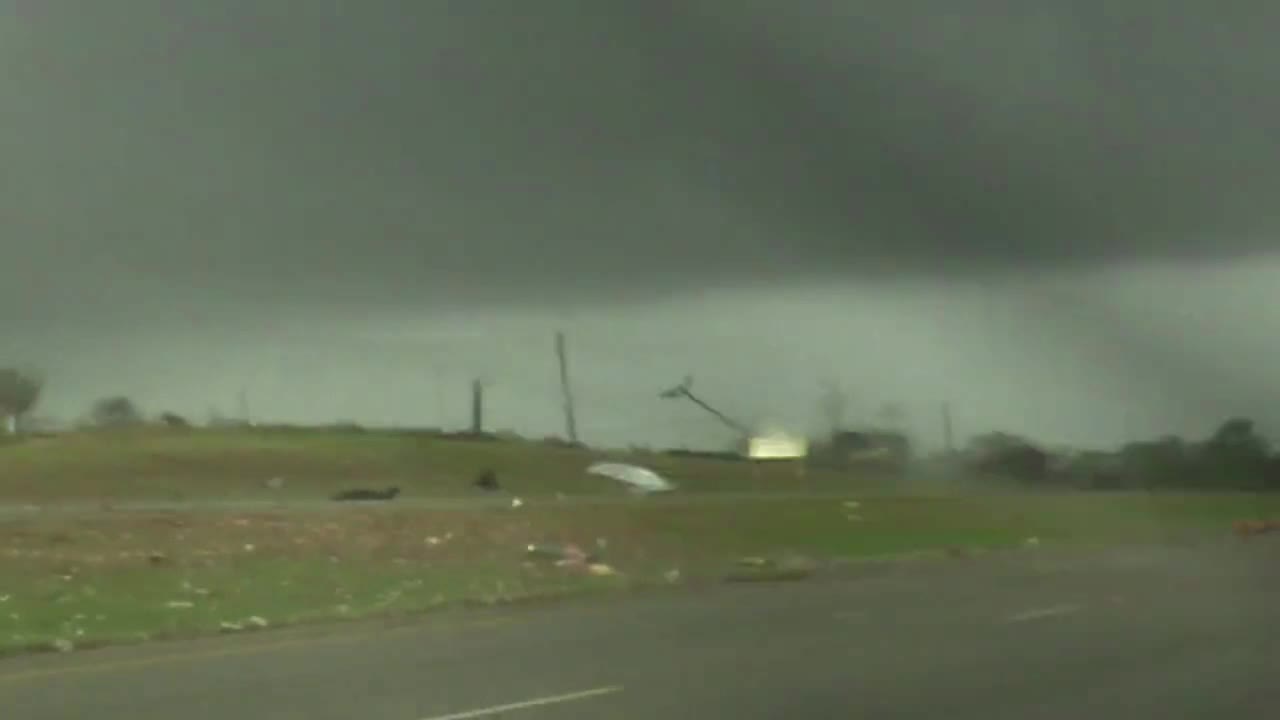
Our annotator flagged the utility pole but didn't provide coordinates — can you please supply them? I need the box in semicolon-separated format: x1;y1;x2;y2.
555;331;579;444
941;402;954;454
470;379;484;435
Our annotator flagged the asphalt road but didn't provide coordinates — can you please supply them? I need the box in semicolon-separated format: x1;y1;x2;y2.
2;539;1278;719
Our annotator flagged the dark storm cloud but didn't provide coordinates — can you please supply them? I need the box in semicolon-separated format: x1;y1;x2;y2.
4;0;1279;321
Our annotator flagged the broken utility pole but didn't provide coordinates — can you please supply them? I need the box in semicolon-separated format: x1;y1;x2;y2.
941;402;955;454
470;379;484;435
555;331;579;444
658;375;749;435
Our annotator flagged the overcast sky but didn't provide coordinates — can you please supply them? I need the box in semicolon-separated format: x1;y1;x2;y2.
2;1;1278;449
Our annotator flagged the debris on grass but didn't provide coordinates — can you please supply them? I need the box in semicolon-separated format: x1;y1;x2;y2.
1232;519;1280;539
586;462;676;494
165;600;195;609
724;553;817;583
586;563;617;576
511;497;524;508
51;638;74;653
663;569;681;584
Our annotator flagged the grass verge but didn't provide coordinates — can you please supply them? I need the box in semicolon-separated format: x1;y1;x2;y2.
2;493;1278;656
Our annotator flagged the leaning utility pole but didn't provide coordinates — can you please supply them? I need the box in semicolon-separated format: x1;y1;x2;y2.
469;379;485;435
941;401;955;454
554;331;579;444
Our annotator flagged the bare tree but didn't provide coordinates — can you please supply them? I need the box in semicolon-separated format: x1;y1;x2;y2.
0;368;44;435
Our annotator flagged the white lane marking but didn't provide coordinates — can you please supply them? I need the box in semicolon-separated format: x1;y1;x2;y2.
1005;604;1083;623
421;685;624;720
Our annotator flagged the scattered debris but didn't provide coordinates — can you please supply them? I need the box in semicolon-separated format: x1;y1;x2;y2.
725;553;818;583
219;621;244;632
526;542;595;568
331;487;400;502
1233;519;1280;538
1024;537;1041;548
586;462;676;494
425;536;442;546
473;469;501;492
51;638;75;653
264;477;286;490
663;569;682;584
511;497;524;508
165;600;195;609
246;616;269;628
586;563;617;576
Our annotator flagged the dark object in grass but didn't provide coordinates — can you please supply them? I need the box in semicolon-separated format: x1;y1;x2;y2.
331;487;400;501
473;469;500;492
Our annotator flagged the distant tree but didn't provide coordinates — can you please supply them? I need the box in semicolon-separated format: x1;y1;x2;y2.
1118;435;1195;489
875;402;906;430
818;380;849;436
0;368;44;435
968;432;1049;484
159;412;190;428
1201;417;1270;489
90;396;143;428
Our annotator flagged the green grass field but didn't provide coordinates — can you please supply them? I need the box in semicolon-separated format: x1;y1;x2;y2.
1;427;1278;656
0;426;892;503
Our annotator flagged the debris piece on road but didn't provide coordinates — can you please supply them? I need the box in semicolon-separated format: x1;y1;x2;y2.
586;462;676;494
